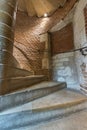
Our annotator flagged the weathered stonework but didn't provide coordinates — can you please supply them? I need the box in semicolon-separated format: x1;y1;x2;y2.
73;0;87;91
0;0;18;95
52;52;78;88
50;3;79;88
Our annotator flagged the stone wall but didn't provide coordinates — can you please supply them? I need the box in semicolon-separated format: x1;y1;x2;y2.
52;52;78;88
51;5;79;89
73;0;87;90
51;0;87;89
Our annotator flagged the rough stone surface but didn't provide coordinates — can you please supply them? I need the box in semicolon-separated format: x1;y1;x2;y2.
0;81;66;114
52;52;78;88
0;75;46;95
73;0;87;91
20;110;87;130
0;88;87;130
0;50;20;68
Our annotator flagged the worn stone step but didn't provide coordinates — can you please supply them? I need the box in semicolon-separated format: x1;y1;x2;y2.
0;89;87;129
0;50;20;68
0;75;47;95
0;64;32;79
0;2;15;19
0;37;13;53
17;109;87;130
0;81;66;111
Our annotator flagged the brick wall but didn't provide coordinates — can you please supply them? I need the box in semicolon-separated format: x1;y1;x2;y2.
51;23;74;56
14;0;77;74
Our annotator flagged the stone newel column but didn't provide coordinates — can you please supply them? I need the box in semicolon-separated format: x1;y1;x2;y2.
0;0;18;94
0;0;17;52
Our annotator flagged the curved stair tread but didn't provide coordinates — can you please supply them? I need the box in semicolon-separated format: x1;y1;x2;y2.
17;109;87;130
0;90;87;129
0;64;33;80
0;64;32;73
30;88;87;110
10;80;64;94
0;81;66;112
0;88;87;115
0;75;47;94
0;89;87;129
0;50;20;68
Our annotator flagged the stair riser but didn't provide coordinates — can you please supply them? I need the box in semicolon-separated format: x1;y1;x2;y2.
0;101;87;129
0;76;46;95
0;51;20;68
0;65;32;79
0;3;15;20
0;83;66;111
0;37;13;53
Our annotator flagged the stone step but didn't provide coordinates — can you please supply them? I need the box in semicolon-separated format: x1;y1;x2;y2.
0;37;13;53
0;89;87;129
18;109;87;130
0;50;20;68
0;1;15;19
0;64;32;79
0;75;47;95
0;81;66;111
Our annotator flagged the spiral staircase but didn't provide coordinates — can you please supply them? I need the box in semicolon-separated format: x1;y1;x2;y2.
0;0;87;130
0;0;48;95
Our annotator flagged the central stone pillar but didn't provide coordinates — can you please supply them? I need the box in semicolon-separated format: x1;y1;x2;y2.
0;0;18;94
0;0;17;52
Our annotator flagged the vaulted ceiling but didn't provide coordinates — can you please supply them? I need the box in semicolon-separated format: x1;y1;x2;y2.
18;0;67;17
